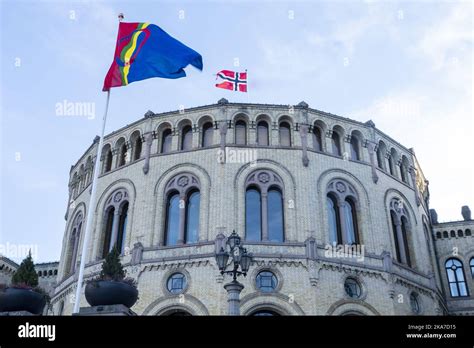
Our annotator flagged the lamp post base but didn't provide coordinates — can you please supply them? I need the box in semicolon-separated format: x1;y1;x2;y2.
224;280;244;316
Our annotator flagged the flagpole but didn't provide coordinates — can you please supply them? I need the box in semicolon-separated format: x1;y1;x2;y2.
72;89;111;314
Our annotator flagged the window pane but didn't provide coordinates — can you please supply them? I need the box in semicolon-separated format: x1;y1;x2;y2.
117;203;128;253
449;283;459;297
103;208;114;257
165;194;180;246
185;191;200;243
134;138;142;160
235;121;246;145
279;122;291;146
446;269;456;283
459;282;468;296
312;128;322;151
182;126;193;150
343;200;357;244
327;196;338;244
332;133;341;156
162;129;172;153
202;122;214;147
257;121;269;146
377;148;384;168
350;138;359;160
246;189;261;241
267;189;284;242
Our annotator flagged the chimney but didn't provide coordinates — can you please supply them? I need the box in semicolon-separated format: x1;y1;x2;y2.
461;206;471;221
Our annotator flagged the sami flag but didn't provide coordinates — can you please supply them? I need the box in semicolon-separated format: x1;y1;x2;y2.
215;70;247;92
103;22;203;91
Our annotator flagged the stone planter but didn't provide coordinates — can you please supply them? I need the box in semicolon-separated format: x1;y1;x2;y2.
0;287;46;315
85;280;138;308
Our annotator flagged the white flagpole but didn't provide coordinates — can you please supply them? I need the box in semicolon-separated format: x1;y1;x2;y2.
72;89;111;313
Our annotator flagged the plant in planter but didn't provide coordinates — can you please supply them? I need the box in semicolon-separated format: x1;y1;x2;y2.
0;251;49;315
85;245;138;308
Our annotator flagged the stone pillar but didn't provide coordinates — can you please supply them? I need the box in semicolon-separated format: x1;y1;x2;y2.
219;121;227;164
394;221;408;264
409;166;421;206
366;141;379;184
142;132;154;175
224;280;244;316
338;201;348;244
70;236;79;274
261;192;269;241
109;210;121;252
299;124;309;167
249;121;257;144
177;194;186;244
325;130;333;155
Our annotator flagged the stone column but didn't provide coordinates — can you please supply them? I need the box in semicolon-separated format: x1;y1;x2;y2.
325;130;333;155
142;132;154;175
261;192;269;241
177;194;186;244
70;236;79;274
366;141;379;184
394;220;408;264
299;124;309;167
409;166;420;206
338;201;348;245
219;121;227;164
224;280;244;316
109;210;121;252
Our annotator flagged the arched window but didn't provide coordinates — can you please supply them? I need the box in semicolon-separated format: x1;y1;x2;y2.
326;180;360;245
470;257;474;278
235;120;247;145
445;258;469;297
443;231;448;238
279;122;291;146
251;310;281;316
401;156;409;184
119;144;127;167
202;122;214;147
181;125;193;151
165;192;180;246
350;137;360;161
102;144;113;173
389;198;413;267
245;170;285;242
185;190;200;243
66;213;83;275
327;194;341;244
132;134;142;161
376;141;386;170
163;173;201;246
257;121;269;146
101;189;130;258
312;126;322;151
389;149;398;176
161;128;173;153
331;132;342;156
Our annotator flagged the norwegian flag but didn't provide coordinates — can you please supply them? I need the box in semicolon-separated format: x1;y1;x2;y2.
215;70;247;92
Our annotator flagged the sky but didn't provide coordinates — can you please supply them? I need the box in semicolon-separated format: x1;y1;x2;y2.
0;0;472;263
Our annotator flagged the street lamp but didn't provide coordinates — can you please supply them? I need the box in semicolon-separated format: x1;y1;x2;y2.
215;230;252;315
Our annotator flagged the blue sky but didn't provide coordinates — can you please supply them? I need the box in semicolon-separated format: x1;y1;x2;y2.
1;0;472;262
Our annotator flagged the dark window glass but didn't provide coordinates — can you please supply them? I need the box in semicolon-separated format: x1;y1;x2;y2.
327;195;341;244
389;157;396;176
202;122;214;147
245;188;261;241
445;258;469;297
235;120;247;145
119;144;127;166
344;278;361;298
267;189;284;242
181;125;193;150
401;163;408;183
470;258;474;278
257;121;269;146
256;271;278;292
105;150;113;172
343;199;359;244
251;310;280;316
401;217;411;267
331;132;341;156
410;293;420;314
161;129;172;153
167;273;187;294
391;211;401;262
312;127;322;151
134;137;142;161
377;147;384;169
279;122;291;146
165;193;180;246
185;191;200;243
102;207;115;258
117;202;128;254
350;137;360;160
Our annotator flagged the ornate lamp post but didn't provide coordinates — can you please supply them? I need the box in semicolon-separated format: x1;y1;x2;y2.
215;230;252;315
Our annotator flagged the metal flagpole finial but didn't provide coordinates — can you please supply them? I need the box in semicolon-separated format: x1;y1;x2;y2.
118;13;124;22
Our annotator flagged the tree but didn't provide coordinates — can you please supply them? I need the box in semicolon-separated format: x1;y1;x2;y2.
11;250;38;288
100;245;125;281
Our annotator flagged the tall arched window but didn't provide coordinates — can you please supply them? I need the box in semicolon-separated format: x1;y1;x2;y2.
101;189;130;258
102;144;113;173
161;128;172;153
119;144;127;167
389;198;413;267
245;170;285;242
163;173;201;246
131;133;142;161
326;180;360;245
331;132;342;156
445;258;469;297
185;190;200;243
401;156;410;184
279;122;291;146
389;149;398;176
470;257;474;278
235;120;247;145
66;213;83;275
327;194;341;244
312;127;322;151
376;141;386;170
257;121;269;146
181;125;193;151
350;137;360;160
202;122;214;147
